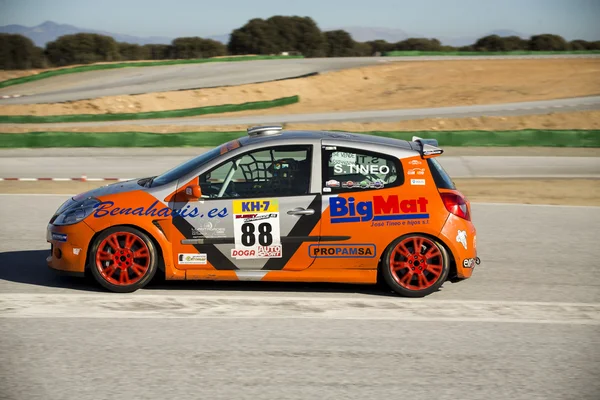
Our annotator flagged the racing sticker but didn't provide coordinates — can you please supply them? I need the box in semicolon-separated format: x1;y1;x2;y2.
51;232;67;242
456;230;468;250
331;151;357;166
463;258;476;268
329;195;429;227
339;180;385;190
333;163;390;175
407;168;425;175
232;199;282;259
178;253;207;265
308;244;376;258
331;152;389;175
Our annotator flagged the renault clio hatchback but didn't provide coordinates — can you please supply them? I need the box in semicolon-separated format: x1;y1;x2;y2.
46;126;479;297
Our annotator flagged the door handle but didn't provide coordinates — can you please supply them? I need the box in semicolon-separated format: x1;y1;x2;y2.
287;207;315;216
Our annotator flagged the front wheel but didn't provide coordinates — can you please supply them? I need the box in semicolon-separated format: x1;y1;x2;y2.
88;226;158;293
381;234;450;297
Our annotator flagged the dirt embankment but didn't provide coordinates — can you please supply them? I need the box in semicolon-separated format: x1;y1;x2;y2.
1;59;599;116
2;110;598;134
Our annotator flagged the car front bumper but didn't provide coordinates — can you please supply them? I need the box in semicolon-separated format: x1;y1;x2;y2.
46;221;96;275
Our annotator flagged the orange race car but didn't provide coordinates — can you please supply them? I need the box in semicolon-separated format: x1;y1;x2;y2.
46;126;480;297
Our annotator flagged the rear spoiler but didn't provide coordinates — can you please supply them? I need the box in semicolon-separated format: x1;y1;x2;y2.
412;136;444;158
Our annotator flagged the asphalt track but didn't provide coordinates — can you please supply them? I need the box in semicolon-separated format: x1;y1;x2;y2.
0;196;599;400
2;96;599;130
1;148;599;179
1;55;599;400
1;55;598;105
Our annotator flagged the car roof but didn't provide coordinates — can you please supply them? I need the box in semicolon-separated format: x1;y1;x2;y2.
238;129;419;152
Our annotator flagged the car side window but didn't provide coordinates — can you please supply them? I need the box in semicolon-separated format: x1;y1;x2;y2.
199;145;312;199
322;147;403;192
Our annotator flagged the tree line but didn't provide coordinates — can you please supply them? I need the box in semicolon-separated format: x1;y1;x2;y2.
2;15;599;70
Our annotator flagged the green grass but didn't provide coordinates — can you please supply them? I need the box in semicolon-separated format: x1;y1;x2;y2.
0;55;304;89
0;129;597;148
0;95;299;123
383;50;600;56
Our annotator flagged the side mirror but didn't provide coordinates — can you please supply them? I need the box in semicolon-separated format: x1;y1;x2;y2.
185;185;202;201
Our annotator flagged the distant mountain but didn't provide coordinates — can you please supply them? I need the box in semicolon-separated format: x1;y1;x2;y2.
332;26;416;43
0;21;173;46
208;33;230;44
0;20;534;49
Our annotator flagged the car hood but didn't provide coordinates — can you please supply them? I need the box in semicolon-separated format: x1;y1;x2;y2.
72;178;145;201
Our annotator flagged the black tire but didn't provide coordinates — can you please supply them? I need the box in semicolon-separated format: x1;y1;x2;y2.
88;226;158;293
381;234;450;298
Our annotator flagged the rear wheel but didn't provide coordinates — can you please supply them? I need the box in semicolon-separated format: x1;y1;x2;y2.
381;234;450;297
89;226;158;293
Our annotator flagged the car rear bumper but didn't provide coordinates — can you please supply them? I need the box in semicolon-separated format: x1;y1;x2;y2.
46;222;96;274
440;214;478;279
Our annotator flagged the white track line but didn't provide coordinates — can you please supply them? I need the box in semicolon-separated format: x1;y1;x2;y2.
0;94;24;99
1;293;598;324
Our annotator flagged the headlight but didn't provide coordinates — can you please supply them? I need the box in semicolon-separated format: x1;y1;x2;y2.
54;198;75;216
53;197;100;226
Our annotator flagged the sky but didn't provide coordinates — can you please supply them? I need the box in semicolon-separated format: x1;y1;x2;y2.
1;0;599;40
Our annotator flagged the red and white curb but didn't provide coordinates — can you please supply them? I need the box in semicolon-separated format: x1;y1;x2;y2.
0;94;25;99
0;176;132;182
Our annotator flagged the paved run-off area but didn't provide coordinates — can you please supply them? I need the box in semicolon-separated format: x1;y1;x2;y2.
0;148;598;179
0;195;599;400
1;148;598;205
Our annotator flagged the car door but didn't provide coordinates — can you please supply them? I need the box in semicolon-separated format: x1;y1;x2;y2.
314;141;405;268
170;143;322;273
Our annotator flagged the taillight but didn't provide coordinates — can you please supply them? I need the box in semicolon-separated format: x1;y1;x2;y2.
440;192;470;221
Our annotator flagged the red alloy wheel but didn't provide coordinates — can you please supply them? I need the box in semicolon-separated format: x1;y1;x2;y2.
388;236;444;291
95;232;150;286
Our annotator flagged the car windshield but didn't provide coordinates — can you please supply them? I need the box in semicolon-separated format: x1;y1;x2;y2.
150;146;223;187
